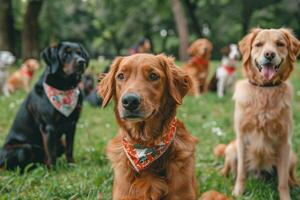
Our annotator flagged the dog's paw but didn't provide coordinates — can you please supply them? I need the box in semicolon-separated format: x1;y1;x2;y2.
232;183;245;197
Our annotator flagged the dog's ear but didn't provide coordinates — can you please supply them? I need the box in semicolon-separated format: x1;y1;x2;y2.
79;43;90;67
98;57;123;107
157;54;192;105
238;28;261;64
41;43;60;74
280;28;300;62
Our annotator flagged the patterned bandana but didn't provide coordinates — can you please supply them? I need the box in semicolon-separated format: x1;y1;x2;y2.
122;118;177;172
191;56;209;66
43;83;80;117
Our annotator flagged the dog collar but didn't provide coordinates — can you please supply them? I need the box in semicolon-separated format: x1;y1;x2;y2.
122;118;177;172
248;80;282;87
191;57;209;66
43;83;80;117
21;68;34;78
223;65;236;75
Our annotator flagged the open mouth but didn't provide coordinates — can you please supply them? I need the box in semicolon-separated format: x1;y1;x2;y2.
255;59;283;80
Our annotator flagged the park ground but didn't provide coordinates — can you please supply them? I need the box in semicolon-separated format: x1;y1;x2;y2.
0;60;300;200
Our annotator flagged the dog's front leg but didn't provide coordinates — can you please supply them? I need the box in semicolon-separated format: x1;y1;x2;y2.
40;125;57;166
217;76;225;98
3;84;10;97
233;137;246;197
277;143;291;200
65;124;76;163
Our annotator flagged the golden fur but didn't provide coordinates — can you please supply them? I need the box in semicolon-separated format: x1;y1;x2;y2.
199;190;231;200
6;59;39;93
182;39;213;96
231;28;300;200
98;53;198;200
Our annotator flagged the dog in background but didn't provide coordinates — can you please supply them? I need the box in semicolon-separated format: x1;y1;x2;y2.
6;59;40;94
98;54;198;199
183;38;213;96
80;74;102;107
225;28;300;200
0;42;89;170
0;51;15;96
208;44;240;97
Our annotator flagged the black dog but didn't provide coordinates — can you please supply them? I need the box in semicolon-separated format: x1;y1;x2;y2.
0;42;89;170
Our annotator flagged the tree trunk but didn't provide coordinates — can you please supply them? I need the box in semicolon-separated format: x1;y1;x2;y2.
0;0;15;53
22;0;43;59
241;0;253;35
183;0;203;37
170;0;189;61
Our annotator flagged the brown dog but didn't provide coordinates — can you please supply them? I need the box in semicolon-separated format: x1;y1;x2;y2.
98;54;198;200
183;39;213;96
6;58;40;93
231;28;300;200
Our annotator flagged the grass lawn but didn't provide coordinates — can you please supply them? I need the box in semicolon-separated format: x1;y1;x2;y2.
0;60;300;200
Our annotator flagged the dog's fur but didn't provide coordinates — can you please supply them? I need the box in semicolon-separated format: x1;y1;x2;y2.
183;39;213;96
98;53;198;200
0;42;89;170
199;190;231;200
230;28;300;200
0;51;15;96
208;44;240;97
6;59;40;94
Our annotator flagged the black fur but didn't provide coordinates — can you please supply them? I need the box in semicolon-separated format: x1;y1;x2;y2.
0;42;89;170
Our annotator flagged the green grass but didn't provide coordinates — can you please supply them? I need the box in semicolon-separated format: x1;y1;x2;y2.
0;61;300;199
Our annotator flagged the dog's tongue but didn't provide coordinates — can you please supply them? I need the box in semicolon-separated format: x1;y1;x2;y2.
262;66;276;80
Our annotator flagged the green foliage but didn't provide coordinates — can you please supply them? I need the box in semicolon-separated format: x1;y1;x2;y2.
1;61;300;199
7;0;300;59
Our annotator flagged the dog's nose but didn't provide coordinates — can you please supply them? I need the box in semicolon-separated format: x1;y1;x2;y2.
122;93;140;111
264;51;276;60
77;58;86;66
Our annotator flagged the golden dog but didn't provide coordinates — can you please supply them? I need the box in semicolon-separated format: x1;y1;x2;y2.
222;28;300;200
98;54;198;200
6;58;40;93
183;39;213;96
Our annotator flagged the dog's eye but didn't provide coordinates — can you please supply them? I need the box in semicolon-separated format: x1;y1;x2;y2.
276;41;285;47
149;73;159;81
255;42;263;47
117;73;124;80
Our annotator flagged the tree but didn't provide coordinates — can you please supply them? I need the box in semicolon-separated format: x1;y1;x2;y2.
0;0;15;53
241;0;282;34
22;0;43;59
183;0;203;37
170;0;189;61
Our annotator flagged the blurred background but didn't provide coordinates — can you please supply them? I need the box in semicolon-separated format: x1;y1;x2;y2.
0;0;299;61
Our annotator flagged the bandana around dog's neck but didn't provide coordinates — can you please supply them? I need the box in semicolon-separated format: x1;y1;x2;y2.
43;83;80;117
21;67;33;78
223;65;236;75
191;56;209;66
122;118;177;172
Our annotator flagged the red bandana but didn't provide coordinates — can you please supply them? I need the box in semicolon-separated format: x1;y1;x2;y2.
122;118;177;172
21;68;33;78
43;83;80;117
223;65;236;75
191;57;209;66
